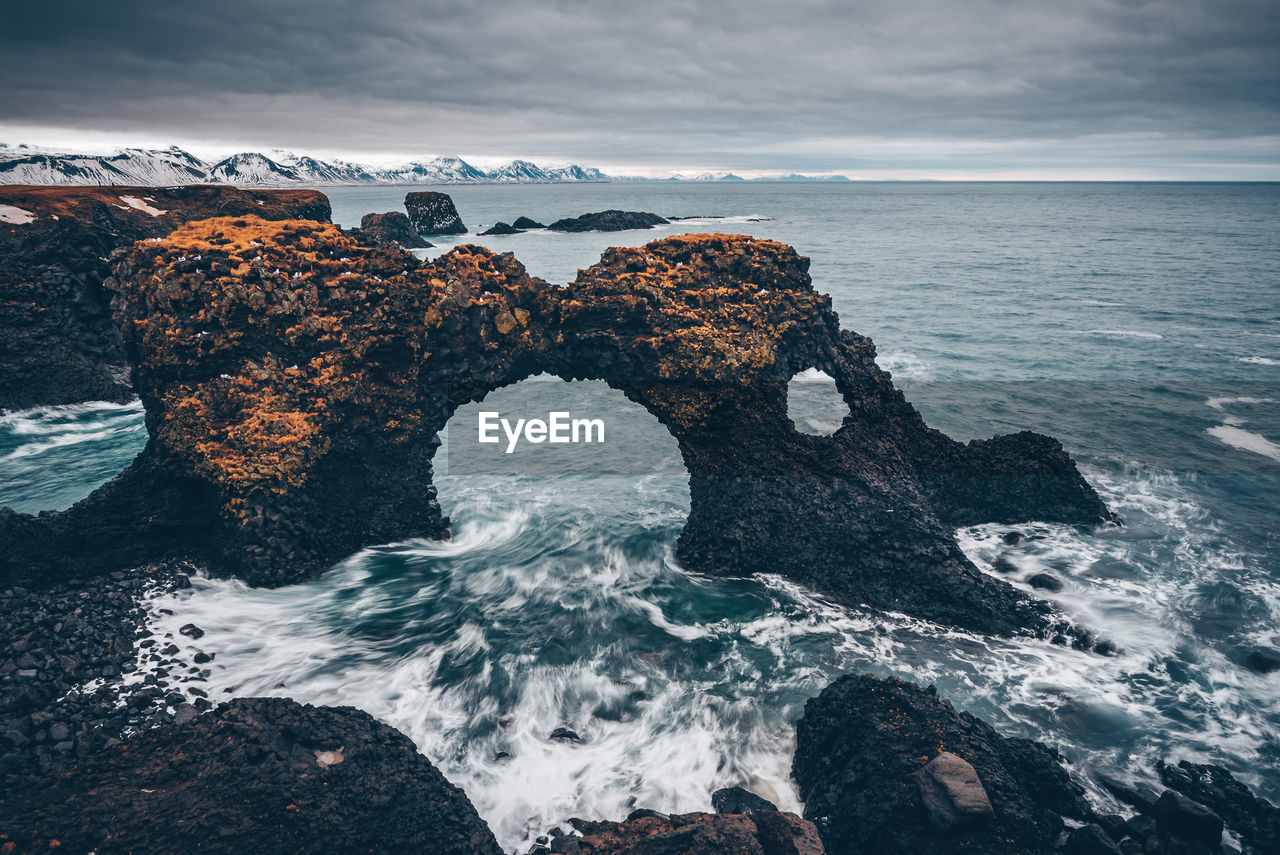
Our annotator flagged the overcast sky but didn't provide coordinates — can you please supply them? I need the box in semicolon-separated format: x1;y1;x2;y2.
2;0;1277;178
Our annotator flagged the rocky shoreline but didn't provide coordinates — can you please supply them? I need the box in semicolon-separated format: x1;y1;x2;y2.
2;186;1275;854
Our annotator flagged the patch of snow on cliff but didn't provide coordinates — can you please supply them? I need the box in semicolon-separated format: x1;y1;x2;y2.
0;204;35;224
118;195;167;216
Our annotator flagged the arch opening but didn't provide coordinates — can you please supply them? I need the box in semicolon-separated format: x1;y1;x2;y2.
432;376;691;523
786;368;848;436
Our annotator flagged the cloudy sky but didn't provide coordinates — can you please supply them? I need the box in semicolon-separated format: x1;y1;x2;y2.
2;0;1277;178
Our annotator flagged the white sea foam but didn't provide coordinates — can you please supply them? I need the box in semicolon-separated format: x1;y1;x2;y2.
1238;356;1278;366
1207;426;1280;462
115;453;1280;849
875;350;932;380
1084;329;1165;340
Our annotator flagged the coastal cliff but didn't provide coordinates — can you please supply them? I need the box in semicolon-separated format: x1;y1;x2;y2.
0;185;331;410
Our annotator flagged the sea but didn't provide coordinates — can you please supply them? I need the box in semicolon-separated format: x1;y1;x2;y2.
2;182;1278;851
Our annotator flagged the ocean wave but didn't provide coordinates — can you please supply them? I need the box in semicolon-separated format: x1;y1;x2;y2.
1239;356;1279;366
1207;425;1280;462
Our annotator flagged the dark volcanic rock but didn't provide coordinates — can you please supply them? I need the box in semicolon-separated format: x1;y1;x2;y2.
358;211;432;248
1158;760;1280;853
1;697;501;855
480;221;525;236
0;185;332;411
513;216;546;229
1149;790;1223;848
792;674;1090;854
566;810;823;854
1065;824;1124;855
1;227;1113;636
713;786;779;815
405;190;467;235
1027;572;1065;592
547;210;669;232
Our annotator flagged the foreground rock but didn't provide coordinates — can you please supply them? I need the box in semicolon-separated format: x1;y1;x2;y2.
1;697;501;855
559;811;823;855
547;210;669;232
792;674;1090;853
0;185;331;410
0;224;1112;635
406;189;467;235
1158;760;1279;854
357;211;433;248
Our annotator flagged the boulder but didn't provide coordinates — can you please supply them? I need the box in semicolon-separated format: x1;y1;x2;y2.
1157;760;1280;853
513;216;546;229
792;674;1090;854
1150;790;1224;848
405;190;466;235
913;751;994;831
713;786;779;815
359;211;433;248
1065;824;1124;855
547;210;668;232
1027;573;1065;592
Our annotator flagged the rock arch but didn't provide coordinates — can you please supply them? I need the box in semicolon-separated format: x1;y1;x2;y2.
0;217;1114;636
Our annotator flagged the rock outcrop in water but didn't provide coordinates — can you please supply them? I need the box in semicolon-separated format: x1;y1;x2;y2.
357;210;433;248
0;185;332;410
405;190;467;235
0;218;1113;635
547;210;669;232
792;674;1092;854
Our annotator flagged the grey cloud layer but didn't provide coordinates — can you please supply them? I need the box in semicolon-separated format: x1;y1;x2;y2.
3;0;1277;172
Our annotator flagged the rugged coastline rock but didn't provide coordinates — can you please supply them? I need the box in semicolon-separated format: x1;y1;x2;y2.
0;222;1112;636
559;811;824;855
792;674;1091;854
0;185;332;410
405;189;467;235
357;210;433;248
547;210;669;232
2;697;501;855
513;215;546;229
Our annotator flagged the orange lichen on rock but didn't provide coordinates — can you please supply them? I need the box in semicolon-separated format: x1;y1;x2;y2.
564;233;826;382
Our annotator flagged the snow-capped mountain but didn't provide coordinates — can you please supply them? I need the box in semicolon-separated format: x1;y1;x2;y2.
0;146;209;186
0;145;612;187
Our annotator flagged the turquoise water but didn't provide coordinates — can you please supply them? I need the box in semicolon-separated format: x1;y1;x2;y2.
1;183;1277;851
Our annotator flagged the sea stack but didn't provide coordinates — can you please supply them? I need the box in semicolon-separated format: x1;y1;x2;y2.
405;190;467;235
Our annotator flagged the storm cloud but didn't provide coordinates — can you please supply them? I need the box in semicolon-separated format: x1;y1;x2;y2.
2;0;1277;177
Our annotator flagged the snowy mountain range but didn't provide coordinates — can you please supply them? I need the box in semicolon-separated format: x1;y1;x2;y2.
0;145;611;187
0;143;851;186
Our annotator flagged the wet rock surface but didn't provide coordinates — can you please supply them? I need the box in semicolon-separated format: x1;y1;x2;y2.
0;185;331;410
1157;761;1279;854
550;810;824;855
547;210;669;232
792;674;1091;854
356;210;432;248
405;189;467;235
1;223;1112;636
